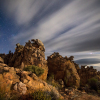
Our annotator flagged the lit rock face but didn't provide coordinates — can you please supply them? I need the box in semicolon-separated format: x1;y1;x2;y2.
0;57;4;63
13;82;27;95
3;39;48;81
47;52;80;88
20;71;63;99
0;63;63;99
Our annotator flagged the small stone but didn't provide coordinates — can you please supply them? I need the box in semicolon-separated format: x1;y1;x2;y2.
14;83;18;91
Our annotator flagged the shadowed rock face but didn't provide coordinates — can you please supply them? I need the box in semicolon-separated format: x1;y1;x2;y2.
1;39;48;81
77;66;98;86
47;52;80;88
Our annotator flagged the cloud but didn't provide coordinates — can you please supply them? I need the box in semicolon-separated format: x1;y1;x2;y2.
2;0;100;69
75;58;100;65
7;0;99;47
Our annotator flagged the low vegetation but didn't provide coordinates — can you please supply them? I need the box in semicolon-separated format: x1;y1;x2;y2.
23;65;44;77
46;73;63;90
0;86;62;100
88;77;100;91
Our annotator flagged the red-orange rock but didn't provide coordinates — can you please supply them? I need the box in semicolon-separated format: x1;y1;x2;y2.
47;52;80;88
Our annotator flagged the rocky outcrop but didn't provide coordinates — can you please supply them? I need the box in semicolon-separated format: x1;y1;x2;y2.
20;71;63;99
77;66;98;86
47;52;80;88
0;63;63;99
1;39;48;81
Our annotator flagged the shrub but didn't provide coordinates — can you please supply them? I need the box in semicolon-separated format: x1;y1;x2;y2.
24;65;44;77
98;90;100;94
64;77;68;85
18;89;62;100
47;73;54;82
88;78;98;91
30;90;51;100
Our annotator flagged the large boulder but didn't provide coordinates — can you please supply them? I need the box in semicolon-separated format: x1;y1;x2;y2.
0;65;20;97
13;82;27;95
47;52;80;88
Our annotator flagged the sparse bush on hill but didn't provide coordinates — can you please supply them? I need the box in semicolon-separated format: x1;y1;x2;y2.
47;73;54;81
46;74;63;91
23;65;44;77
30;90;52;100
88;78;98;91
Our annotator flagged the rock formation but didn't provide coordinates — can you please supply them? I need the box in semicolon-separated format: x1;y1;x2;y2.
0;61;63;99
77;66;98;86
1;39;48;81
47;52;80;88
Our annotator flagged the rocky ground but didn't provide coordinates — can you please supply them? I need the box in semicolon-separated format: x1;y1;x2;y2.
58;87;100;100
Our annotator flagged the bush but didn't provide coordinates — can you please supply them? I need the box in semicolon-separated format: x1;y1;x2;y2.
18;89;62;100
23;65;44;77
98;90;100;94
47;73;54;82
64;77;68;85
88;78;98;91
31;90;51;100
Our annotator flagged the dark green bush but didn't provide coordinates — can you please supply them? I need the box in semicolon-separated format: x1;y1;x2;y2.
47;73;54;82
24;65;44;77
88;78;98;91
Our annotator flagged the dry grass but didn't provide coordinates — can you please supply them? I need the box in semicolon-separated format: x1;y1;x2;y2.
70;93;100;100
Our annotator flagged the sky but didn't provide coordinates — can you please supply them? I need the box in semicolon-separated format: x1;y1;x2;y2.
0;0;100;70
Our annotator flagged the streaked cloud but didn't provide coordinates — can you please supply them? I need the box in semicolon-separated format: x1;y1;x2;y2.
1;0;100;70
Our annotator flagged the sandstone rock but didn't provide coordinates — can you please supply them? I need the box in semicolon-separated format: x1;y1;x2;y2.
58;79;65;88
0;57;4;63
14;82;27;94
14;83;17;90
2;39;48;81
20;71;63;99
47;52;80;88
3;67;9;72
0;63;9;73
77;66;98;86
66;90;74;95
0;63;63;99
31;39;45;51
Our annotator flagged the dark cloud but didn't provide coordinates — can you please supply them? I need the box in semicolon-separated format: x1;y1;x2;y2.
57;28;100;53
75;58;100;65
